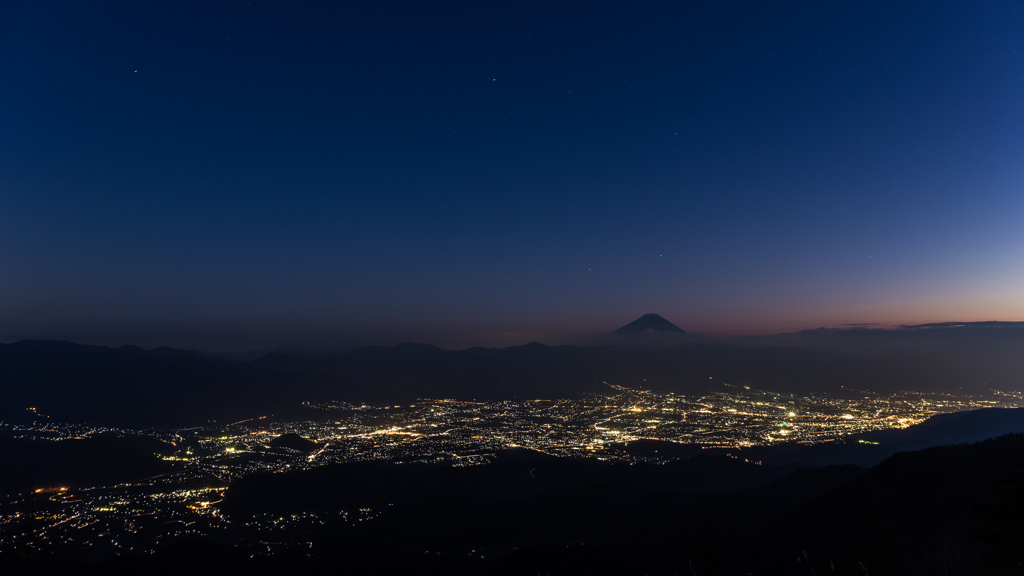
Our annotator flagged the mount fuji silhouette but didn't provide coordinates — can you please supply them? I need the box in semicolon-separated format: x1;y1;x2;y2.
611;314;685;335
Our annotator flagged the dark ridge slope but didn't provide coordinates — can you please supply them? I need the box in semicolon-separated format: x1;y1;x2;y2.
743;406;1024;467
219;450;804;518
267;433;321;453
0;340;312;428
745;433;1024;575
0;434;177;494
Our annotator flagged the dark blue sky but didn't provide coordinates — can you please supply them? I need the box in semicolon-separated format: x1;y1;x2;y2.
2;0;1022;350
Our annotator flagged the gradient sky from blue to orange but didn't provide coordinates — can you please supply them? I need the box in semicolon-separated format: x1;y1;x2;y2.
1;0;1022;350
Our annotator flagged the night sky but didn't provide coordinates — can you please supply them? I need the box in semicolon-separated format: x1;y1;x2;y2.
2;1;1022;350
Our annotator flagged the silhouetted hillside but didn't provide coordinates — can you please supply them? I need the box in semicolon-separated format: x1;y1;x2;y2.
267;433;321;453
742;406;1024;467
0;434;176;495
220;450;804;518
214;430;1024;575
0;340;311;427
12;435;1024;575
740;433;1024;575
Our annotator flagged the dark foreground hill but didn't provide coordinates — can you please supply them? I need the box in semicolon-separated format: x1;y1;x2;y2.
20;433;1022;576
218;450;807;518
744;433;1024;575
267;432;321;453
611;407;1024;470
741;406;1024;467
0;434;177;495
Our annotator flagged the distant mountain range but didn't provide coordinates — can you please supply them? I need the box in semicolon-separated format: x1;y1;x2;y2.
196;345;331;363
726;320;1024;355
3;320;1024;427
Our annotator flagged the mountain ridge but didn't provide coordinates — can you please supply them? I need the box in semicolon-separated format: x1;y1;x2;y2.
3;335;1023;427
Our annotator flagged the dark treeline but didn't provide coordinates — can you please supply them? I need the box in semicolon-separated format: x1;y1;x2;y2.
5;432;1024;575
